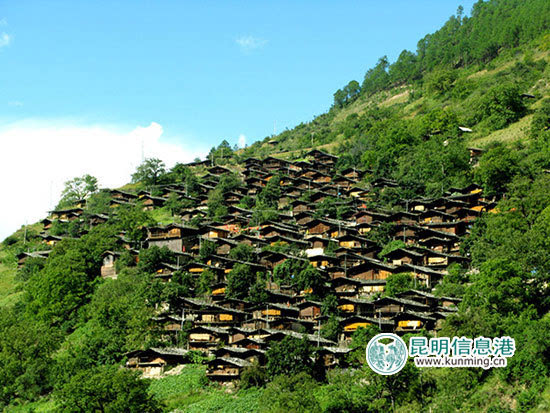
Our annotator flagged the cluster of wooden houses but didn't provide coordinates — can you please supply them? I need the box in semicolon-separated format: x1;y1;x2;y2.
21;149;495;381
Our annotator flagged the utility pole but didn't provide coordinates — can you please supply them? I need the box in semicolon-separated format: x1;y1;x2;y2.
345;254;347;277
317;318;321;347
179;306;186;347
23;221;27;245
49;181;53;209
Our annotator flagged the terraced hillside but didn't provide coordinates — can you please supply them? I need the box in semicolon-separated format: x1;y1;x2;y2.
2;0;550;411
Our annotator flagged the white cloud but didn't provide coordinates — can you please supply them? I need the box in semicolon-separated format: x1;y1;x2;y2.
0;120;208;240
235;36;267;53
0;18;7;26
8;101;23;107
0;33;11;47
238;133;246;148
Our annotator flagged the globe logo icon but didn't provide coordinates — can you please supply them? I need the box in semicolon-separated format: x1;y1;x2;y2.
366;333;408;375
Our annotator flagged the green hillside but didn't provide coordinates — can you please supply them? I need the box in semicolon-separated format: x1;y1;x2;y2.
1;1;550;412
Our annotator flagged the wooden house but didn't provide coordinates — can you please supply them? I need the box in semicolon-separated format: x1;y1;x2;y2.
16;250;50;268
308;254;339;269
263;156;290;171
187;326;231;351
308;190;333;203
423;221;467;236
330;277;386;297
306;149;338;165
412;248;469;268
180;262;224;281
100;250;121;279
125;348;189;377
389;211;420;225
138;194;166;211
258;250;292;269
243;157;262;169
347;185;370;199
264;234;308;249
305;235;334;251
151;314;184;333
48;207;84;221
216;298;253;312
417;236;457;253
291;199;311;214
337;297;374;316
332;175;355;189
393;311;436;334
185;158;211;167
242;317;314;333
264;291;297;306
195;305;247;326
340;168;367;181
146;224;199;253
399;264;446;287
297;300;322;320
201;225;233;239
39;234;64;246
230;233;268;248
180;208;207;222
206;357;251;381
231;337;267;350
304;218;349;238
210;282;227;300
317;347;352;368
395;290;440;308
346;258;396;281
372;296;430;319
213;347;265;364
334;251;367;269
354;210;391;224
382;248;424;266
256;224;302;240
418;209;456;224
252;303;300;320
336;234;371;250
370;177;399;189
339;316;393;342
356;222;375;236
108;189;138;203
208;165;232;176
87;213;109;227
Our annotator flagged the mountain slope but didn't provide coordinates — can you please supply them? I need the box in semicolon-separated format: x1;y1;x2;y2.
1;1;550;412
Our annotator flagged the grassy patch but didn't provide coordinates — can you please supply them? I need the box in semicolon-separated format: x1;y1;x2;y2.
149;364;264;413
532;380;550;412
469;114;533;147
0;249;22;308
5;399;59;413
151;206;177;225
379;89;410;108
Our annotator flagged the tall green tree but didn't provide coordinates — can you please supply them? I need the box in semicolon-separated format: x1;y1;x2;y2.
55;365;163;413
57;174;98;209
131;158;166;187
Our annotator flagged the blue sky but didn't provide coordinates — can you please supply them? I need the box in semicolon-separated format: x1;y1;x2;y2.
2;0;476;147
0;0;476;239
